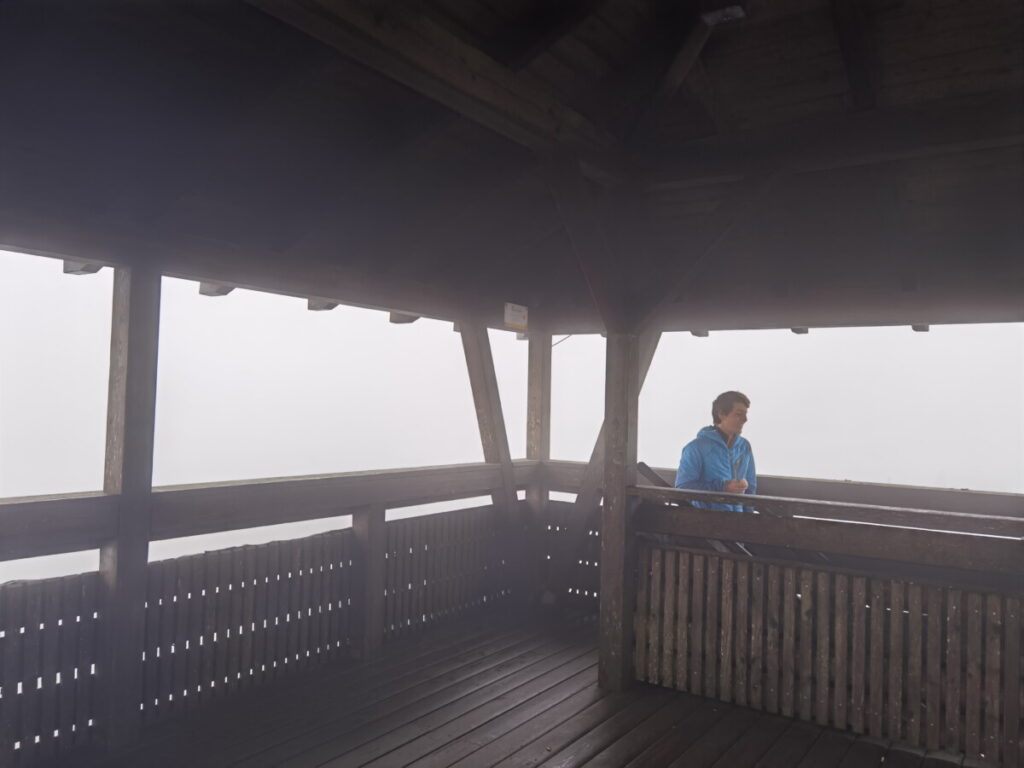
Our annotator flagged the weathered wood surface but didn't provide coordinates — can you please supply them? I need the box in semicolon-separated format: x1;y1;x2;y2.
634;541;1024;765
635;498;1024;578
99;266;162;747
599;333;640;691
77;614;981;768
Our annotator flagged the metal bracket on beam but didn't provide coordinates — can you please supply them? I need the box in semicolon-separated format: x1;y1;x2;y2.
389;312;420;324
791;327;809;335
912;324;930;333
62;259;103;275
307;298;339;311
198;282;235;297
691;329;709;338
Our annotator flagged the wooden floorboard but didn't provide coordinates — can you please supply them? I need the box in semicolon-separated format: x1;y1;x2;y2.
86;612;975;768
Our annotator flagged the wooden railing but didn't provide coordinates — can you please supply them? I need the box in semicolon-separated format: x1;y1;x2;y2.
0;461;536;765
630;485;1024;767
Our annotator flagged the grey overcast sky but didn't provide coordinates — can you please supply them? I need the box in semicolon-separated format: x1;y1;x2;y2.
1;249;1022;578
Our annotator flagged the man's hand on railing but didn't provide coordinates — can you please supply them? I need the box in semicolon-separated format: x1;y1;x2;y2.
724;479;749;494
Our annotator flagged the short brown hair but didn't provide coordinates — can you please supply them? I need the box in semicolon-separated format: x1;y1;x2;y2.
712;391;750;424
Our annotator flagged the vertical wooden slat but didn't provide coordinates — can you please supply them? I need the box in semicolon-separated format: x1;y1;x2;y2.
850;576;867;734
21;580;43;758
781;567;797;718
172;561;191;707
750;563;765;711
399;521;412;632
298;538;313;664
925;586;942;750
249;547;267;681
689;554;705;695
1003;597;1020;768
704;555;719;697
888;581;905;741
411;520;424;631
39;579;62;759
661;550;678;689
798;569;814;721
214;549;232;693
734;561;750;708
58;577;80;749
906;583;923;747
77;576;98;745
158;559;178;714
240;547;257;683
719;558;735;703
766;564;781;714
647;548;664;685
287;542;303;666
143;563;162;720
316;534;330;656
674;552;690;692
814;571;830;726
965;592;983;759
868;579;885;738
186;556;205;705
266;542;282;676
834;573;849;731
634;546;651;683
326;533;342;650
944;589;962;752
1;583;25;755
984;594;1002;763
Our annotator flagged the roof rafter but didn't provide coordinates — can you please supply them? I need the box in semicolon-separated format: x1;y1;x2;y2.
248;0;620;176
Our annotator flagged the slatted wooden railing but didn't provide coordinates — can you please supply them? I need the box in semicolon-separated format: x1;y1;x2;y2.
631;486;1024;766
139;529;358;724
0;461;531;764
0;573;102;762
384;506;511;640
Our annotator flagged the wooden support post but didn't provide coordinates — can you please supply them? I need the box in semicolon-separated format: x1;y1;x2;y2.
352;505;386;658
575;330;661;513
526;332;552;602
99;266;162;748
599;332;641;691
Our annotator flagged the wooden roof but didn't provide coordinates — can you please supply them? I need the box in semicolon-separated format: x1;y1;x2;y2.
0;0;1021;333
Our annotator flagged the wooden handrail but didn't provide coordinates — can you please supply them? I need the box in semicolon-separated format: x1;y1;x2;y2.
0;461;541;563
629;485;1024;539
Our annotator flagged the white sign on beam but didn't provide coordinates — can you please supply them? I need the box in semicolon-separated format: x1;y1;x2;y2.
504;302;528;332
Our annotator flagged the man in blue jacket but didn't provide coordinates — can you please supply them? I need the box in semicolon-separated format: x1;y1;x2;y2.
675;391;756;511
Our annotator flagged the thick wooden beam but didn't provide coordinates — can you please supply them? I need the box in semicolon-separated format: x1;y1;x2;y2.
0;493;117;561
832;0;875;111
646;92;1024;183
351;504;386;658
99;266;161;748
248;0;616;165
460;325;517;512
599;332;641;691
150;462;530;540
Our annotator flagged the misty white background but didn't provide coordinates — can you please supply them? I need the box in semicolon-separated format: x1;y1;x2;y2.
2;250;1022;581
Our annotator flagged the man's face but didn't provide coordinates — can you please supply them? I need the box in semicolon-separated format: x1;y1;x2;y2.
717;402;748;438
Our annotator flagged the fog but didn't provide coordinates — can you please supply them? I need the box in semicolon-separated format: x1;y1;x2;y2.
2;250;1021;581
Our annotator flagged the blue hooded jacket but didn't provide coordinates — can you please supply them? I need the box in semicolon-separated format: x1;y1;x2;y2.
675;426;757;512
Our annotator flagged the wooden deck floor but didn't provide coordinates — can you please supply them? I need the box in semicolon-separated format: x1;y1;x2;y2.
87;611;968;768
